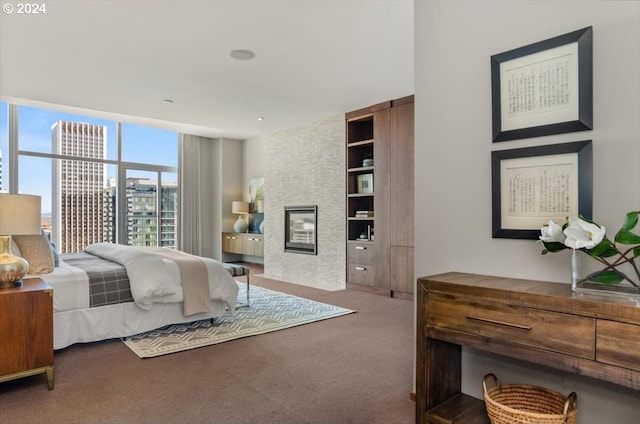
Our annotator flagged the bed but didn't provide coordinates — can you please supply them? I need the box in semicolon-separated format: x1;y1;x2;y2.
16;239;239;350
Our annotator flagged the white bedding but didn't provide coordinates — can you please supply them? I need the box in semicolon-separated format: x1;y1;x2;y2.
84;243;238;312
36;244;240;350
52;299;228;350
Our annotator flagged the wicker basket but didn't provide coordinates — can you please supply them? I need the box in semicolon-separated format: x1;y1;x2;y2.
482;374;578;424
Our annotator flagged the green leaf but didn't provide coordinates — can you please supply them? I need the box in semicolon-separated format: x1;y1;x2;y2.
620;211;639;232
586;270;625;285
542;241;567;253
589;240;613;257
596;247;618;258
615;229;640;245
634;247;640;259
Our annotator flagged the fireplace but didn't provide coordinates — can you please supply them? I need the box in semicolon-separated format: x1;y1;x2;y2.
284;205;317;255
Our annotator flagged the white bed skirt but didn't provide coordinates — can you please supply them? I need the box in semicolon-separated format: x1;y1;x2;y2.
54;300;227;350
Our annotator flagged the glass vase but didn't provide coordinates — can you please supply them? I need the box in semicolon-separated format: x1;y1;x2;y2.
571;249;640;302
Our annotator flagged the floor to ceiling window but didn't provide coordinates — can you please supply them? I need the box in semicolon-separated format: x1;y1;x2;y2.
0;102;179;252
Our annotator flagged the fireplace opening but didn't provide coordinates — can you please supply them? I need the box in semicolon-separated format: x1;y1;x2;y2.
284;205;317;255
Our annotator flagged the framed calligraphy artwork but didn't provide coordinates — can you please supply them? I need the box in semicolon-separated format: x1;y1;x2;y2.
492;140;592;239
491;27;593;142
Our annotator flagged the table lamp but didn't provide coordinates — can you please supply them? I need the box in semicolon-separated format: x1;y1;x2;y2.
0;194;42;288
232;201;249;233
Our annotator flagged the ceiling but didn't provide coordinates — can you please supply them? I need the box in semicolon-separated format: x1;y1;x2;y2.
0;0;414;140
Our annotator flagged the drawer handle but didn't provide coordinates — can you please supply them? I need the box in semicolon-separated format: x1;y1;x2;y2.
355;266;367;271
466;315;532;331
355;246;366;250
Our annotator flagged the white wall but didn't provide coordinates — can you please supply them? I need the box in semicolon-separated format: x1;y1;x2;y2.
415;1;640;423
244;136;266;186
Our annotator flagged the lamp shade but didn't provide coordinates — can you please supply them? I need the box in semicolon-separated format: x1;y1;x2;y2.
0;194;42;235
232;201;249;214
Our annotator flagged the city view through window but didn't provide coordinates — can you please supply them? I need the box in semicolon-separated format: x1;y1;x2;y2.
0;102;179;253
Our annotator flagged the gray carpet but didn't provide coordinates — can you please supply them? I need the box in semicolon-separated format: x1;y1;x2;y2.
1;271;415;424
123;282;355;357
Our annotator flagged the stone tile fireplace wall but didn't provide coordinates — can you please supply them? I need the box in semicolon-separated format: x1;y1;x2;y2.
263;115;345;290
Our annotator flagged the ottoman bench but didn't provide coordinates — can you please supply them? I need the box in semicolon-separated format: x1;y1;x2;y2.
223;263;250;307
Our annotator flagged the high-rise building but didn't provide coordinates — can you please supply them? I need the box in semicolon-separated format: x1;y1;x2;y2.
51;121;107;253
103;177;117;244
49;121;176;251
124;177;177;248
101;177;177;249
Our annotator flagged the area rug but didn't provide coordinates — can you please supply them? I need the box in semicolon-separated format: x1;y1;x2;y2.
122;283;355;358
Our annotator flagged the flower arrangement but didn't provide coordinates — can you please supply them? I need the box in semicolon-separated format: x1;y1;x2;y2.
539;211;640;288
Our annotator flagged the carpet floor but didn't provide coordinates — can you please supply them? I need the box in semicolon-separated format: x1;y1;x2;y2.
123;283;355;358
0;266;415;424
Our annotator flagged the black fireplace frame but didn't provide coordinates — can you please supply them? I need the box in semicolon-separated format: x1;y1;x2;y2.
284;205;317;255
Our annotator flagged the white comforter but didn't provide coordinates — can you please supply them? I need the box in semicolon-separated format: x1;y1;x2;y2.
45;243;238;314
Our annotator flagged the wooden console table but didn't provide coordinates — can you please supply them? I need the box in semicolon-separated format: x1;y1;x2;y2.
416;272;640;424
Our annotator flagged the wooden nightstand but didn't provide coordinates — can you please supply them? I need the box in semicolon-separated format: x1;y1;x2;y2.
0;278;54;390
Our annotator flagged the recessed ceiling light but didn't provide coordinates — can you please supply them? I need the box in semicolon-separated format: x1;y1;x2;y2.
230;49;257;61
257;117;265;121
161;99;174;104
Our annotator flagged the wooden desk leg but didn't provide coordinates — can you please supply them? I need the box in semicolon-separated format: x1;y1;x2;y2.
46;366;54;390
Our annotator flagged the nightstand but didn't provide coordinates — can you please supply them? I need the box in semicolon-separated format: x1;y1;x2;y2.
0;278;54;390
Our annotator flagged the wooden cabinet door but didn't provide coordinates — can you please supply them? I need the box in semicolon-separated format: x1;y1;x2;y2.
390;97;414;295
390;98;414;248
0;280;53;376
372;107;391;291
247;235;264;257
222;233;244;254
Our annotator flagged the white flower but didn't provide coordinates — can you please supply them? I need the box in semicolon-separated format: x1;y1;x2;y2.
539;220;566;243
563;216;606;249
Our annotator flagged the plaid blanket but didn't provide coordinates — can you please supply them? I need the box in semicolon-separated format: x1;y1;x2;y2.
61;252;134;307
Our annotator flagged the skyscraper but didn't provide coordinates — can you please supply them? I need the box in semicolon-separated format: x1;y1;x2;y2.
51;121;107;253
124;177;177;248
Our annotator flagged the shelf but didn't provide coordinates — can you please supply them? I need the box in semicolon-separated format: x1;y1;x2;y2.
346;96;414;297
347;139;374;147
347;166;374;173
426;393;489;424
347;116;374;143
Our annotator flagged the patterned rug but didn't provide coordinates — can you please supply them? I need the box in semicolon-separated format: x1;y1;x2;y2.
122;283;355;358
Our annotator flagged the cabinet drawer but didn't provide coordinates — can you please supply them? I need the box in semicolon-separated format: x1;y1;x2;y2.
347;263;376;287
426;293;595;359
597;320;640;371
347;242;375;264
222;233;244;254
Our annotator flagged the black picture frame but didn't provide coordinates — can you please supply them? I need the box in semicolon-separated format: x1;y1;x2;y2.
491;26;593;142
284;205;317;255
492;140;592;239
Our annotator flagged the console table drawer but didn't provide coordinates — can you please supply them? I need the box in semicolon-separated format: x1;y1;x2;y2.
597;320;640;371
427;293;595;358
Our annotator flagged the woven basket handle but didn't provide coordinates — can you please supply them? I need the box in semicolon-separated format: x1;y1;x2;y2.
482;373;500;394
563;391;578;422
